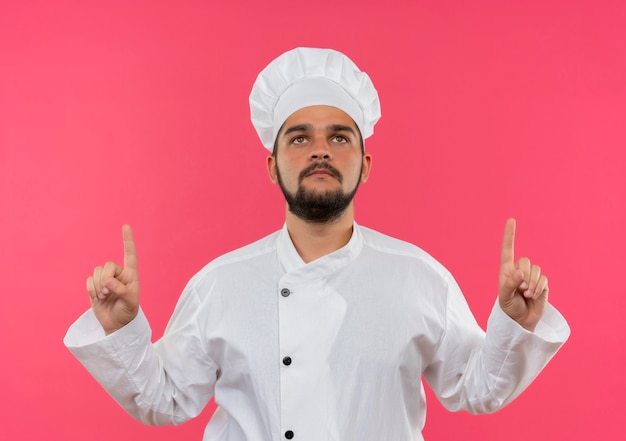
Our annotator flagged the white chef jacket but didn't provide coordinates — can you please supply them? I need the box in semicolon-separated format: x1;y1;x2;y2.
64;223;570;441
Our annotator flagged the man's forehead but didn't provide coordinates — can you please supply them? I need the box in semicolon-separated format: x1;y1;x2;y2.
281;106;358;133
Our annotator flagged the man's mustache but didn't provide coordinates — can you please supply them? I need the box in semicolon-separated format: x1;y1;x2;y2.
298;162;343;183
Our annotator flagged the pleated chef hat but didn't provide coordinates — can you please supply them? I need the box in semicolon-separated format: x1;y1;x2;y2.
249;47;381;151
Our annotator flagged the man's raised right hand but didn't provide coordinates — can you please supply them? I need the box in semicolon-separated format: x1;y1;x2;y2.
86;225;140;335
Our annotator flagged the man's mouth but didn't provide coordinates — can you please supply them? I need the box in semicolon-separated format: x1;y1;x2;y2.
307;169;334;177
299;163;342;182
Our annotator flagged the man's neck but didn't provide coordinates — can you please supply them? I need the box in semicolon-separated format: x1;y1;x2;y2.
285;204;355;264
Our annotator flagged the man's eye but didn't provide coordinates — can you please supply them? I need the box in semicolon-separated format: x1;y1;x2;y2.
332;135;348;143
292;136;307;145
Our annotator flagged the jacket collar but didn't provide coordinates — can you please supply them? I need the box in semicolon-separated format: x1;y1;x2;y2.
277;222;364;283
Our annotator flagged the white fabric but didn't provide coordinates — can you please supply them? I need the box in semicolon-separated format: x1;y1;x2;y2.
249;47;381;151
273;77;363;141
64;223;570;441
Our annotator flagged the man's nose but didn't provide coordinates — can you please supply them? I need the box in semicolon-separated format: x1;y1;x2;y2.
309;137;332;160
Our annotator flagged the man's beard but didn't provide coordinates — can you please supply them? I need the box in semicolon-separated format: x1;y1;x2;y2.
276;161;361;224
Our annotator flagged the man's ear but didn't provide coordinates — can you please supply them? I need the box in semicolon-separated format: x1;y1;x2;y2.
266;154;278;184
360;153;372;183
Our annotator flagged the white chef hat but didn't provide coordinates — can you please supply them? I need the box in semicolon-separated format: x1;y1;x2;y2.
249;47;381;151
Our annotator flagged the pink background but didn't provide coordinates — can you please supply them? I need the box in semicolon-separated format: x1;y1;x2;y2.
1;0;624;439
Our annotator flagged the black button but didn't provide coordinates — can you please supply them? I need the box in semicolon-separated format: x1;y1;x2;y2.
282;356;292;366
285;430;294;439
280;288;291;297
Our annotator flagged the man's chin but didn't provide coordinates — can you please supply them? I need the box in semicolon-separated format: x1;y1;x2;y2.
299;180;341;193
288;205;349;224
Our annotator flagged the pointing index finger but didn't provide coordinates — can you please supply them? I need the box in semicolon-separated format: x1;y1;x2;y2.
122;224;138;271
501;218;516;266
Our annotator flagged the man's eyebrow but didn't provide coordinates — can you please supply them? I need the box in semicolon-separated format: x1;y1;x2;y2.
327;124;357;135
281;123;357;137
282;123;313;137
